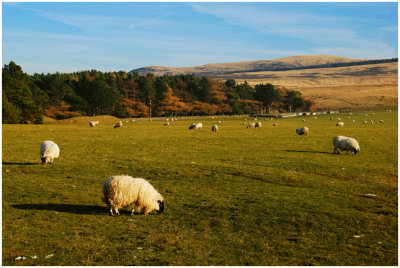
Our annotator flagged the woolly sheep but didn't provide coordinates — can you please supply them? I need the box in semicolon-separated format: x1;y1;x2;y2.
40;141;60;164
302;119;306;122
211;125;218;132
114;121;123;128
370;120;374;124
337;118;341;121
380;120;384;123
363;120;368;124
255;122;262;128
333;136;360;155
89;120;99;127
164;122;169;126
101;176;164;216
189;122;202;130
273;123;278;126
218;120;221;124
352;120;356;123
247;122;256;128
296;126;309;136
336;122;344;127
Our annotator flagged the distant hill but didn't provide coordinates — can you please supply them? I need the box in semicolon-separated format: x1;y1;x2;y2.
129;55;396;76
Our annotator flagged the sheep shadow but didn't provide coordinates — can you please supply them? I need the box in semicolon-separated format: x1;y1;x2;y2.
2;161;39;166
283;150;332;155
12;203;106;215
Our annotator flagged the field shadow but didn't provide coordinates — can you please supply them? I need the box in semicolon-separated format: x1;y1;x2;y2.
12;203;106;215
2;161;39;166
283;150;332;155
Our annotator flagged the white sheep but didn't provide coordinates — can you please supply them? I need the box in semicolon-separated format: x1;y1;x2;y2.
337;118;341;121
380;120;384;123
101;176;164;216
363;120;368;124
189;123;202;130
89;121;99;127
218;120;221;124
302;119;306;122
40;141;60;164
255;122;262;128
273;123;278;126
247;122;256;128
336;122;344;127
164;122;169;126
352;120;356;123
211;125;218;132
296;126;309;136
333;136;360;155
114;121;123;128
370;120;374;124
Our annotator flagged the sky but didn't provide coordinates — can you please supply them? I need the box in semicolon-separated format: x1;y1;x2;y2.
2;2;398;74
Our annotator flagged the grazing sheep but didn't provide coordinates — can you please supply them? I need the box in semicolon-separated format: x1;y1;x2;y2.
247;122;256;128
164;122;169;126
114;121;123;128
370;120;374;124
302;119;306;122
255;122;262;128
40;141;60;164
363;121;368;124
101;176;164;216
380;120;384;123
336;122;344;127
296;126;309;136
352;120;356;123
333;136;360;155
218;120;221;124
211;125;218;132
337;118;341;121
189;123;202;130
89;121;99;127
273;123;278;126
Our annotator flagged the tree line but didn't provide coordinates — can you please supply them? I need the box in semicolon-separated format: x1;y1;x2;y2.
2;61;313;124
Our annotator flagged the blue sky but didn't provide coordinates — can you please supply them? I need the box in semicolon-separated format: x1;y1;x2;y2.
2;2;398;74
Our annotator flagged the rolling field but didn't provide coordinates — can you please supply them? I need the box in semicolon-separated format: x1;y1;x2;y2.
2;111;398;265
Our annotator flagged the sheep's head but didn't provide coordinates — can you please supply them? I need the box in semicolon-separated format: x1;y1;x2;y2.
157;200;164;214
353;148;359;155
41;156;48;164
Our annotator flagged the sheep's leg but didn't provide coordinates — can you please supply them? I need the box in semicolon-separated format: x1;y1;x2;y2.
109;207;113;216
115;209;120;216
131;205;135;216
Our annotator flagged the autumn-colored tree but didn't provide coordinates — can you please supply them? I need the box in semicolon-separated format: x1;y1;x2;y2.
45;101;81;119
156;87;191;116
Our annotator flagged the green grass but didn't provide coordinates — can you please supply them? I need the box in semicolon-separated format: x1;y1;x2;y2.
2;111;398;265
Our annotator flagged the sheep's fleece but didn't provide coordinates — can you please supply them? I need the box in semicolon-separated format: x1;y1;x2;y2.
102;176;164;216
333;136;360;155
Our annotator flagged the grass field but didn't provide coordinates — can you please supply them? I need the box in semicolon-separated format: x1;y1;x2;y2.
2;111;398;265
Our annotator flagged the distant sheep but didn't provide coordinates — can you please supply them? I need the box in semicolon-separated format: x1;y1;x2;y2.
333;136;360;155
101;176;164;216
337;118;341;121
89;121;99;127
363;121;368;124
302;119;306;122
352;120;356;123
255;122;262;128
380;120;384;123
114;121;123;128
189;123;202;130
336;122;344;127
370;120;374;124
296;126;309;136
247;122;256;128
212;125;218;132
164;122;169;126
273;123;278;126
40;141;60;164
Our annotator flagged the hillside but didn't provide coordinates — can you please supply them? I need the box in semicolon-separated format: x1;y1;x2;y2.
129;55;365;75
129;55;398;110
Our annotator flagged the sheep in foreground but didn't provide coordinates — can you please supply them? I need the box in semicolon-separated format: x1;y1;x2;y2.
114;121;123;128
296;126;309;136
255;122;261;128
336;122;344;127
40;141;60;164
89;120;99;127
101;176;164;216
247;122;256;128
189;122;202;130
333;136;360;155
